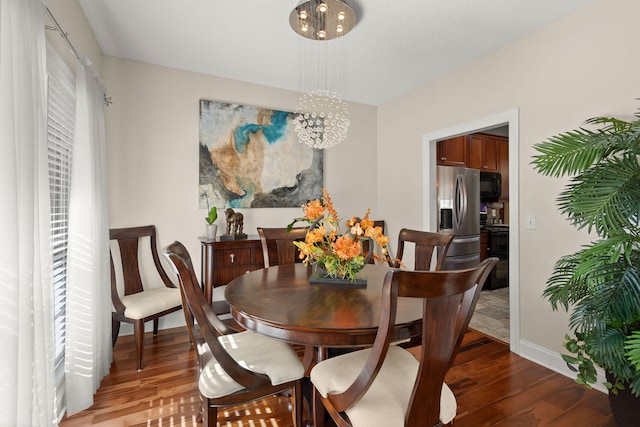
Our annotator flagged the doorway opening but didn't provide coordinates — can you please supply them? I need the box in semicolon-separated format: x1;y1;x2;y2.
421;110;519;353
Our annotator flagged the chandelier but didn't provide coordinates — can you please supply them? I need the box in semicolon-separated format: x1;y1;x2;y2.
289;0;356;41
290;0;356;149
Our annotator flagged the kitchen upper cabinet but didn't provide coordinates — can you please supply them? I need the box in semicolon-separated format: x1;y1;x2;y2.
436;134;508;194
468;134;499;172
498;138;509;200
437;135;467;166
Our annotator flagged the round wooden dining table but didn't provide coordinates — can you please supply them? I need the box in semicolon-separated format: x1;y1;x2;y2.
226;263;423;426
225;263;424;349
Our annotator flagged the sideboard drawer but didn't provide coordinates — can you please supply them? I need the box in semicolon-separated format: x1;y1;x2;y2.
199;236;264;301
214;248;255;268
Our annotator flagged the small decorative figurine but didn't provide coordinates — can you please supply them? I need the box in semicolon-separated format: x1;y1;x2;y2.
221;208;247;240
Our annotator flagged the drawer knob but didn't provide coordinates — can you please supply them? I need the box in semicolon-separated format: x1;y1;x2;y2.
230;253;235;263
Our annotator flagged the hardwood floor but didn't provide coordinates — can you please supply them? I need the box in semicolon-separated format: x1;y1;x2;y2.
60;327;615;427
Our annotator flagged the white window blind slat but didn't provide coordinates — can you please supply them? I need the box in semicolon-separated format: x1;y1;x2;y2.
47;42;76;421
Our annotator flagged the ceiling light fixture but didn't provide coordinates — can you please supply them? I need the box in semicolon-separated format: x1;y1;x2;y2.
289;0;356;41
290;0;357;149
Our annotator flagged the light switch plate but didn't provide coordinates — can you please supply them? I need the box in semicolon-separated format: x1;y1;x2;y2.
526;215;536;230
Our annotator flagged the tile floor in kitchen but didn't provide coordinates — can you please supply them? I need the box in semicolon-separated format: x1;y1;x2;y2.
469;286;510;343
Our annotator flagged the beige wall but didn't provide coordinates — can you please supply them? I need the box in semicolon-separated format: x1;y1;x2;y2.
102;57;378;329
377;0;640;369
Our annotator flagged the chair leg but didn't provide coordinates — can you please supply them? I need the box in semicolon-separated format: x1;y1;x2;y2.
195;395;203;423
302;345;315;376
292;380;304;427
202;397;217;427
112;318;120;347
153;318;159;335
134;319;144;371
312;385;325;427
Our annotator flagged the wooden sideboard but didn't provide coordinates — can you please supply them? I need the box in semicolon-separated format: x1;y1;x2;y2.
198;236;264;304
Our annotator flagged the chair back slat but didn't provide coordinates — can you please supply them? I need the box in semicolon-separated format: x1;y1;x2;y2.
114;237;144;296
257;227;308;268
394;228;454;271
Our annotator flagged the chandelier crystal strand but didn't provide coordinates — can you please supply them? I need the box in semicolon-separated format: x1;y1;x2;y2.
294;90;350;149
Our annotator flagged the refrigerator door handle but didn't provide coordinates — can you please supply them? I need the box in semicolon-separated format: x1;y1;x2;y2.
454;173;467;229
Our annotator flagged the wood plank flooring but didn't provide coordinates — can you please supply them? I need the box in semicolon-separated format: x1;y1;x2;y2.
59;327;615;427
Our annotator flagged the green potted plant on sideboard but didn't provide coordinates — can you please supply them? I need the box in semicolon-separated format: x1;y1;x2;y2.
205;206;218;240
532;108;640;426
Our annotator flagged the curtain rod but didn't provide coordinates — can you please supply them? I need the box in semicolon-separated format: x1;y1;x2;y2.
44;6;80;61
43;6;112;106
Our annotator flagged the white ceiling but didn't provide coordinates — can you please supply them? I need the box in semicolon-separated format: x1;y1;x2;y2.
79;0;592;106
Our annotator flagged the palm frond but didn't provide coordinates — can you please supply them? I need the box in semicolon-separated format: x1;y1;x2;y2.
556;155;640;237
532;116;640;177
625;330;640;371
585;328;635;378
542;252;588;311
531;128;611;177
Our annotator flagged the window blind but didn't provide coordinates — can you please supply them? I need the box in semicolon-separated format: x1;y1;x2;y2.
46;43;75;420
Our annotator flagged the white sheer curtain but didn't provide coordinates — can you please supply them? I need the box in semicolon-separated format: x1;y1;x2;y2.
64;57;111;415
0;0;57;425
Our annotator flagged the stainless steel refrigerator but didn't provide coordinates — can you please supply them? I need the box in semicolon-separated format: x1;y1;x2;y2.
436;166;480;270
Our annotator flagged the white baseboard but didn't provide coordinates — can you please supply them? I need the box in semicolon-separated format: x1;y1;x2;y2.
518;338;608;394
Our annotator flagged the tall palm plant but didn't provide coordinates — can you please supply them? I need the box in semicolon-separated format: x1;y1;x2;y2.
532;110;640;397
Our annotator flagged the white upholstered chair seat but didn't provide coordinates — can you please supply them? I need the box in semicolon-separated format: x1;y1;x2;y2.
120;287;182;319
311;345;456;427
198;330;305;399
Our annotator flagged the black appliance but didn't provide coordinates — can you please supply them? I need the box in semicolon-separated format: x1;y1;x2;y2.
480;171;502;201
487;227;509;289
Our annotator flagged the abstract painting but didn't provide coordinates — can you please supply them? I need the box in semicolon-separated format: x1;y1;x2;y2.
199;99;323;209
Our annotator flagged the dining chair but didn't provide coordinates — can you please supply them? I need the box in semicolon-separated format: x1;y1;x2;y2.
161;241;305;427
257;226;308;267
110;225;183;370
310;257;498;427
391;228;454;271
257;226;315;372
389;228;456;348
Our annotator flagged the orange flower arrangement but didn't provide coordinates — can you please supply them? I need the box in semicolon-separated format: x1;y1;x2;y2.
288;189;391;281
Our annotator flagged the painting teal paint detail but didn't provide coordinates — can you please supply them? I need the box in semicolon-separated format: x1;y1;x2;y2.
233;111;290;153
228;178;256;208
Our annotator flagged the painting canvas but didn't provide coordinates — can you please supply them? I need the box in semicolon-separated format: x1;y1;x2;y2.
199;99;324;209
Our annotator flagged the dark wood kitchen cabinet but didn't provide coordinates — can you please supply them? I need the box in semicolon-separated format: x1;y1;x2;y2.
437;133;507;174
199;236;264;304
497;138;509;200
436;135;467;166
468;133;499;172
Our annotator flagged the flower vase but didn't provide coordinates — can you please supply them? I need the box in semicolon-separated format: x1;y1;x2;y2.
205;223;217;240
309;264;367;287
